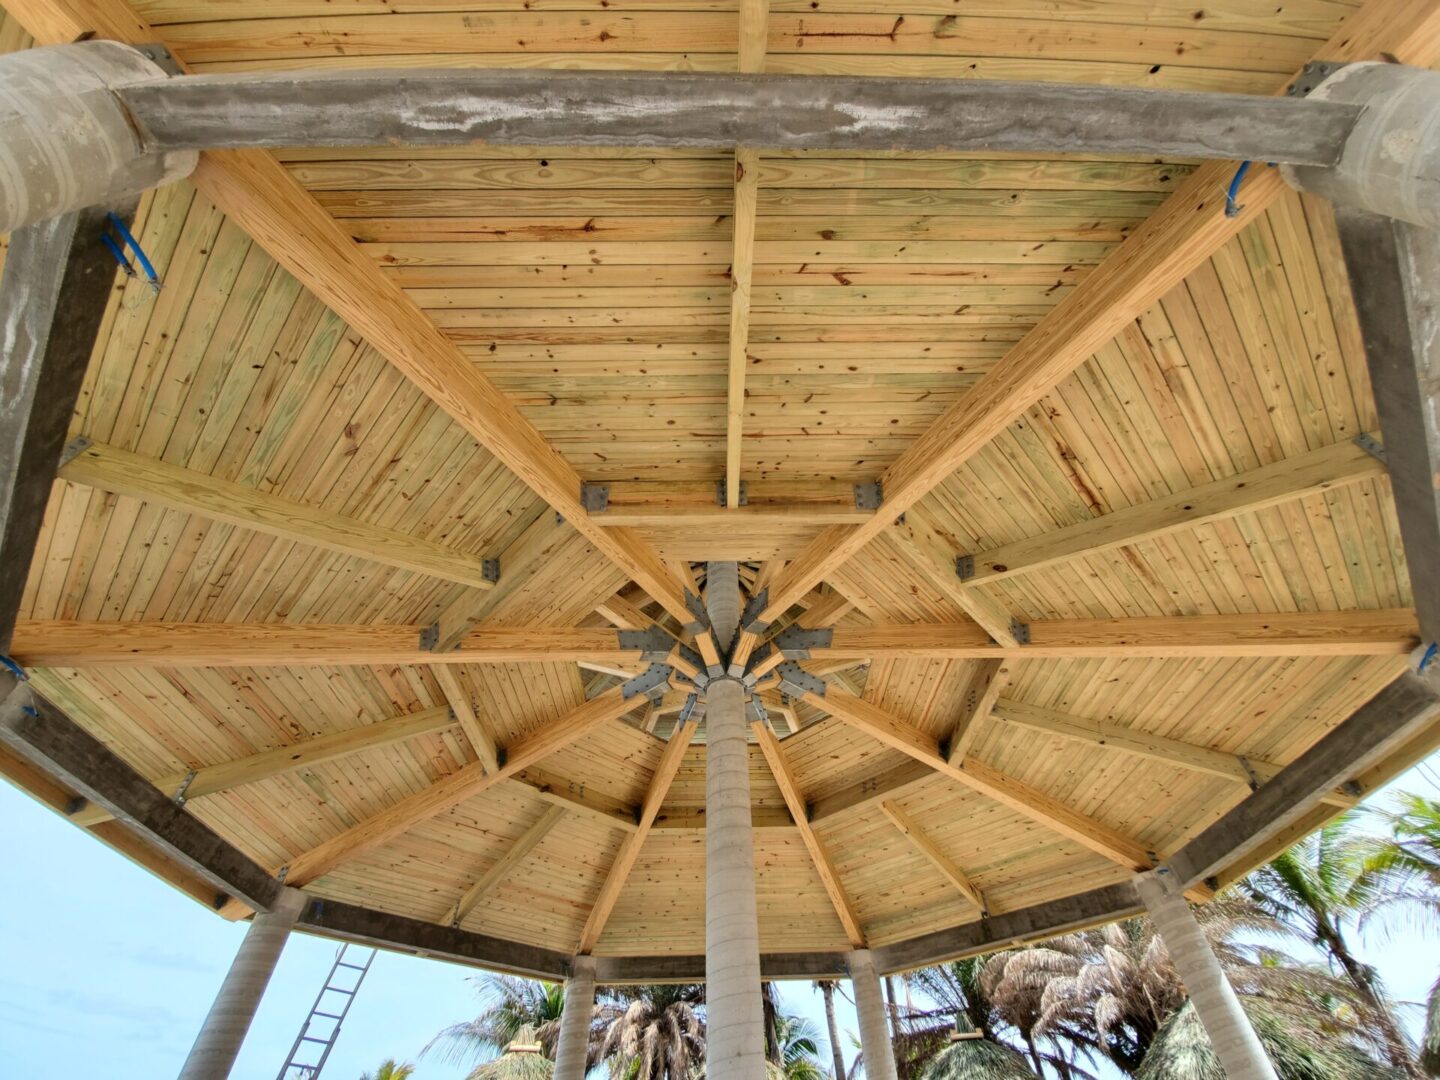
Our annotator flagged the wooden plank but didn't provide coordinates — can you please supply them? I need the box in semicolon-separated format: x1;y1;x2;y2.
577;718;696;952
60;440;501;590
280;683;644;887
4;0;694;626
960;437;1386;588
737;0;1440;635
71;704;456;826
0;206;125;651
807;686;1154;870
441;803;567;927
879;799;986;914
753;719;865;947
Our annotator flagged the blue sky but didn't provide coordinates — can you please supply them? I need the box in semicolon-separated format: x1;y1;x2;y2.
2;759;1437;1079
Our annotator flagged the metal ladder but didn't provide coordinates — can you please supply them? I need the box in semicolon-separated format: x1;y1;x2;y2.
275;942;377;1079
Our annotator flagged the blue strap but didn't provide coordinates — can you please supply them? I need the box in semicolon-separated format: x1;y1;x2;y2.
105;212;161;290
1419;642;1438;674
1224;161;1252;219
0;655;27;681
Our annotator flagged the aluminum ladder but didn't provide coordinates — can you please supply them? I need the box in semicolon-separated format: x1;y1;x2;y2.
275;942;377;1079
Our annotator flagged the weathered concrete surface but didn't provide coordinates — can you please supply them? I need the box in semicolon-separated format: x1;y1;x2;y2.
119;66;1361;162
554;956;597;1080
849;949;899;1080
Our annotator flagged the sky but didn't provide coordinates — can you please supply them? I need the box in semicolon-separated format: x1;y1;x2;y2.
1;759;1438;1079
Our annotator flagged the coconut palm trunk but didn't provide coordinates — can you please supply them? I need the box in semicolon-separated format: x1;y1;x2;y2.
819;981;847;1079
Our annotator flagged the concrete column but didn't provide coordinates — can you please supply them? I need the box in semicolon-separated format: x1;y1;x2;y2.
705;673;766;1080
554;955;597;1080
1137;872;1278;1080
848;949;898;1080
1283;64;1440;229
706;561;741;656
178;887;307;1080
0;42;196;233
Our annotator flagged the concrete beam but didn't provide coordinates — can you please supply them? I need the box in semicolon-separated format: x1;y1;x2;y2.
1335;212;1440;644
1166;656;1440;891
0;206;125;650
115;65;1364;164
0;668;283;913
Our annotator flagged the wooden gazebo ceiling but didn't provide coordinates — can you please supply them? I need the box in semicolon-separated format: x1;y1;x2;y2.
3;0;1440;964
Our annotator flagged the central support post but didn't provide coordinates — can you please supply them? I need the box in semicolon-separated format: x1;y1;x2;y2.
705;563;766;1079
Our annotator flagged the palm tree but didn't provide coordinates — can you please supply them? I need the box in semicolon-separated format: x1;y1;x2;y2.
1239;815;1421;1077
594;983;705;1080
1134;999;1395;1080
817;980;849;1078
464;1024;556;1080
427;973;568;1067
918;1033;1038;1080
1368;791;1440;1075
359;1061;416;1080
767;1013;827;1080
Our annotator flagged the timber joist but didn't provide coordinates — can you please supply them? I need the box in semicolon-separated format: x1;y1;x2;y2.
3;0;1440;981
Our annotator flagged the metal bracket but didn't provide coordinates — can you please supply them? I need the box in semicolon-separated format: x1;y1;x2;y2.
618;625;674;661
676;644;710;690
741;587;771;634
580;482;610;513
59;435;92;468
853;480;884;511
955;554;975;582
622;663;672;701
1354;431;1387;464
678;692;699;723
1235;755;1262;793
683;589;710;637
776;661;827;699
172;768;198;806
419;622;440;651
480;557;501;584
1008;619;1031;646
133;42;186;76
748;697;770;725
716;479;748;507
1286;59;1348;98
774;625;834;659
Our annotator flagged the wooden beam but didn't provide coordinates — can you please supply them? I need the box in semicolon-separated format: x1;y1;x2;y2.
806;686;1154;871
808;756;936;825
71;704;456;827
8;621;635;667
595;593;652;631
723;0;768;508
279;683;647;887
753;720;866;947
736;0;1440;637
0;205;125;651
1336;214;1440;646
441;804;567;928
891;512;1023;646
959;438;1386;589
821;610;1419;660
510;764;640;833
879;800;986;914
430;666;500;774
5;0;694;627
0;668;283;912
13;610;1415;669
59;441;501;590
946;660;1005;765
577;718;697;952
